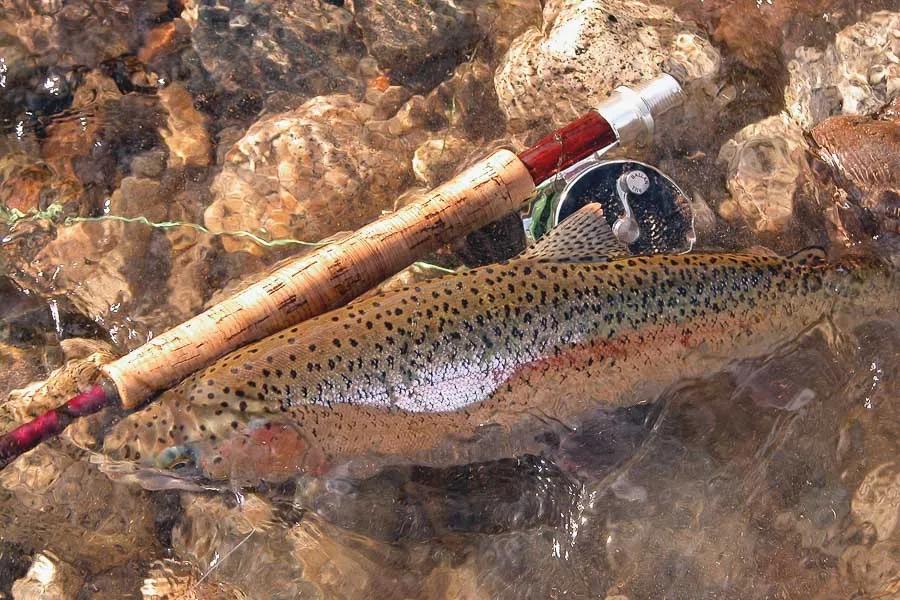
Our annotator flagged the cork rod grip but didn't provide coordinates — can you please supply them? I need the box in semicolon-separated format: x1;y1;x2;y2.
102;150;535;408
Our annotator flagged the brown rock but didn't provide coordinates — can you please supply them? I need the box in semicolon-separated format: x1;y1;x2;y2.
10;552;84;600
786;11;900;129
205;94;415;255
158;83;211;168
0;153;81;214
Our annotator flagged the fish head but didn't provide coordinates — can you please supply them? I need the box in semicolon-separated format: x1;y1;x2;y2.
102;389;329;485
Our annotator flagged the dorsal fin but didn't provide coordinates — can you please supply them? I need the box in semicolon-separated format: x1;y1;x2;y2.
519;204;629;263
787;247;827;266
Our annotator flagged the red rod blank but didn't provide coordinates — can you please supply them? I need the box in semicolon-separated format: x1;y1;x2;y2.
0;383;112;468
517;111;617;185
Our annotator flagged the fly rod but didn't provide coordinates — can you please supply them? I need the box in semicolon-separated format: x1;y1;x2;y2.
0;74;684;469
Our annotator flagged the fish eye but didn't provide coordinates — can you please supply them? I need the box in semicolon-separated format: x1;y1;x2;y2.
155;445;198;470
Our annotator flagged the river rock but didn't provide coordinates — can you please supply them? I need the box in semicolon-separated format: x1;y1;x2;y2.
140;559;249;599
204;94;415;255
40;70;166;212
494;0;720;134
170;493;304;597
786;11;900;129
352;0;478;89
190;0;362;107
0;153;81;214
412;136;471;187
158;82;211;168
473;0;543;62
717;112;807;235
425;59;507;141
0;443;158;573
0;0;168;69
850;462;899;541
10;552;83;600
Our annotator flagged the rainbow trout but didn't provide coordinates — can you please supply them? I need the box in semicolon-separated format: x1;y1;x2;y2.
101;207;896;484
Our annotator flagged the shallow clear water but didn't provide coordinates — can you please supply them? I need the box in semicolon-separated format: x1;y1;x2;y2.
1;0;898;598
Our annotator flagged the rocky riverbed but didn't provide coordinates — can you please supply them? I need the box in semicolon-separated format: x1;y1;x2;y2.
1;0;898;598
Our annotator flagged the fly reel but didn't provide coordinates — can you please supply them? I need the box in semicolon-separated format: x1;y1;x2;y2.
526;159;696;255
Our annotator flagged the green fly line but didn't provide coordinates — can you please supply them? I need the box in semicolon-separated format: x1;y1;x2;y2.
1;203;456;274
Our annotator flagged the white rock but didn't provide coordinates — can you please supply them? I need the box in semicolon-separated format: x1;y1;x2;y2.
786;11;900;128
494;0;720;131
11;552;83;600
204;95;415;255
717;112;807;234
852;462;900;541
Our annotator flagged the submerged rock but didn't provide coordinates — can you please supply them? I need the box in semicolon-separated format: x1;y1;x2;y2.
158;82;212;168
412;136;471;187
494;0;720;133
424;59;508;141
15;219;154;345
204;94;416;255
472;0;543;62
40;70;166;212
10;552;83;600
851;462;900;541
352;0;478;89
190;0;362;107
141;559;249;599
0;153;81;214
717;113;807;235
786;11;900;129
0;0;169;69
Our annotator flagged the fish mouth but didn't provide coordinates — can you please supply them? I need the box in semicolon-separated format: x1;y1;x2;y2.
104;421;327;486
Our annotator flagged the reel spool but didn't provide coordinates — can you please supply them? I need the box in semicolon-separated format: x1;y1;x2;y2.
527;159;696;255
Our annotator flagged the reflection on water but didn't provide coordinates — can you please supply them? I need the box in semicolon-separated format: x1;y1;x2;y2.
1;0;899;597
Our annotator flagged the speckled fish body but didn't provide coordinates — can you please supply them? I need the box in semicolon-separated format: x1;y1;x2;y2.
102;249;896;483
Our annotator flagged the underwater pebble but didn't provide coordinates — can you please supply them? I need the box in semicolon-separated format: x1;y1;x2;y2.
158;82;211;168
21;219;152;336
130;149;168;179
141;559;249;600
352;0;478;89
494;0;720;133
808;106;900;236
786;11;900;129
717;112;807;235
424;59;508;141
473;0;543;61
0;0;168;69
0;152;81;214
412;136;471;187
189;0;361;106
851;462;900;541
11;551;83;600
204;94;415;255
838;541;900;598
0;445;158;573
